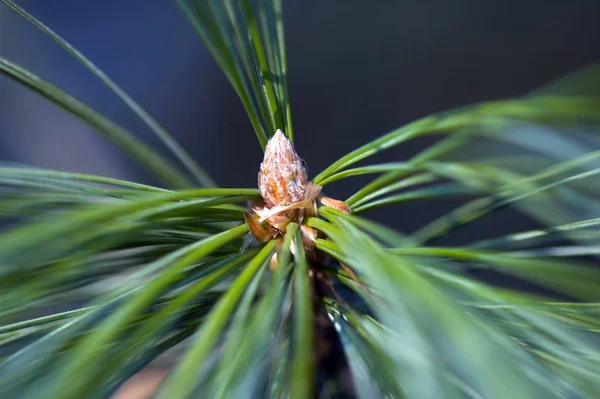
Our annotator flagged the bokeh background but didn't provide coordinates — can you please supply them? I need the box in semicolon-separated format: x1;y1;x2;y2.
0;1;599;397
1;0;599;232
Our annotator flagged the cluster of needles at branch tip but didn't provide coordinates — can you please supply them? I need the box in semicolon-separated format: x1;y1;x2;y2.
244;130;350;268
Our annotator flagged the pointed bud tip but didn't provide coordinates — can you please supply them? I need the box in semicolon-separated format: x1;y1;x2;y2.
267;129;287;147
259;129;308;208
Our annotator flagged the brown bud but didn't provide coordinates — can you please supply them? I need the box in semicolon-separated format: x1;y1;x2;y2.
258;130;308;208
318;195;351;214
244;210;272;243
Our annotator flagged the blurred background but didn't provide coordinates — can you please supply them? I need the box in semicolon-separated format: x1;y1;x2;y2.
0;1;598;397
1;0;599;232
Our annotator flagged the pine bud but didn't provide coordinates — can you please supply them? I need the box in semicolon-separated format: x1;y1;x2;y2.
258;129;308;208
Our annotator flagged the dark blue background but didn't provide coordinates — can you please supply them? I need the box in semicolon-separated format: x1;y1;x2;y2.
0;0;598;239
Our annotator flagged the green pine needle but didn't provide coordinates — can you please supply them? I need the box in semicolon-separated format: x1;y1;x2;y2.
0;1;599;398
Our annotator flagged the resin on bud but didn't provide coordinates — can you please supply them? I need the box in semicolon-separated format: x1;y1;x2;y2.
258;129;308;208
246;129;352;270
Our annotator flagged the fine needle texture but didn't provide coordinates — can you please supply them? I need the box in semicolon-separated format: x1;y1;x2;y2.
0;1;599;398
